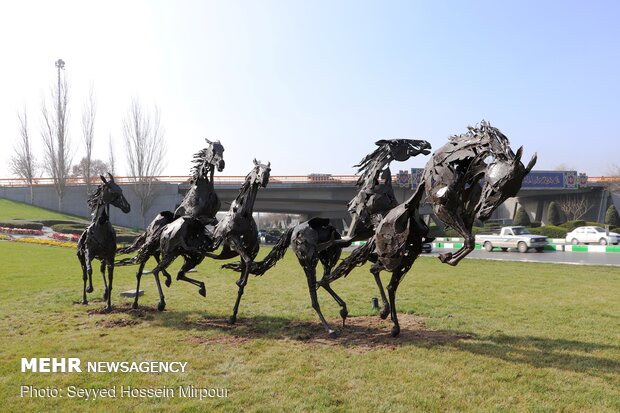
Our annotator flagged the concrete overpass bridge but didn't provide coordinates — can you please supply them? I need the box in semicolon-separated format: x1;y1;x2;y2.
1;173;617;230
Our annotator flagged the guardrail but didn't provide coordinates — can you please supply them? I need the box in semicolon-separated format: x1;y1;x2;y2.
0;175;369;187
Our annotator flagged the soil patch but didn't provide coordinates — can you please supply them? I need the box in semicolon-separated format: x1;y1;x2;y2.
186;314;473;352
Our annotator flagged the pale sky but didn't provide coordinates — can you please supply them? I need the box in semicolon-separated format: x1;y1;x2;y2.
1;0;619;179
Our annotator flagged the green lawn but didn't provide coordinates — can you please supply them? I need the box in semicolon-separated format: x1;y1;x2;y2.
1;241;619;412
0;198;88;222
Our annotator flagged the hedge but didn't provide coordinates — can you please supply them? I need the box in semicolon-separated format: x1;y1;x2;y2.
0;220;44;230
529;226;567;238
51;223;87;235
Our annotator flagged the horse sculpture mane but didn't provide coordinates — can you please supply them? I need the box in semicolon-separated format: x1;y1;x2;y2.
87;185;104;212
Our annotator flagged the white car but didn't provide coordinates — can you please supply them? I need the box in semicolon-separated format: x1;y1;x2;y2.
565;226;620;245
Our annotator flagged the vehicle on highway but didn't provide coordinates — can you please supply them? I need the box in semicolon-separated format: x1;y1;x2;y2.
421;241;432;253
565;226;620;245
475;226;548;253
260;229;282;244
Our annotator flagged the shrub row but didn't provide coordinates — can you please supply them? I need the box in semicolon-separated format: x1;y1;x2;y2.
51;223;87;235
0;220;43;230
528;226;567;238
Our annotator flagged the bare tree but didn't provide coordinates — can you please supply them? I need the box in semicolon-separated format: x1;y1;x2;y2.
108;133;116;175
10;107;38;204
123;99;166;227
557;195;593;221
41;59;72;211
81;85;96;192
71;158;110;178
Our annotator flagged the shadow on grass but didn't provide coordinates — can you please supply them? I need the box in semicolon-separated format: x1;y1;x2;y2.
149;310;473;351
449;334;620;376
86;303;620;375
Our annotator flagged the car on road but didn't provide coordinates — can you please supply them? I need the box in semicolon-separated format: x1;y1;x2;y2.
565;226;620;245
475;226;548;253
421;241;432;253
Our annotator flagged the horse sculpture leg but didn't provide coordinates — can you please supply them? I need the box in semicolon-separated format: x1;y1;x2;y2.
318;252;348;326
151;255;175;311
228;239;253;324
78;252;89;305
435;209;475;266
303;261;337;338
176;254;206;297
386;268;406;337
370;262;390;320
132;261;146;309
105;262;114;311
100;261;109;301
86;253;94;294
154;252;173;288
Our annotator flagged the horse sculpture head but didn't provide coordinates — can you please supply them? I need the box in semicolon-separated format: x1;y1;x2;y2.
191;139;225;182
379;139;432;162
89;173;131;214
250;159;271;188
475;137;537;221
355;139;432;173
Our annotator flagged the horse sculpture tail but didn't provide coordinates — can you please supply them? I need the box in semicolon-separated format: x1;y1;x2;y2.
319;237;376;287
222;228;294;276
115;225;165;267
116;231;147;254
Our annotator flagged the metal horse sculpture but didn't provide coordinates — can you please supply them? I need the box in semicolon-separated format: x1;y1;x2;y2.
77;173;131;310
224;139;431;336
127;159;270;316
205;159;271;324
116;140;225;308
344;139;431;241
118;139;224;255
325;121;537;336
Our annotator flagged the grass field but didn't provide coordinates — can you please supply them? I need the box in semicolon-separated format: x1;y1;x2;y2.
0;199;88;222
1;240;619;412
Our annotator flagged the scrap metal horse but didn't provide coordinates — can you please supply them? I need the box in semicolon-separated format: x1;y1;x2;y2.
325;121;537;336
131;159;271;316
116;140;225;307
344;139;431;242
224;139;431;336
204;159;271;323
77;173;131;310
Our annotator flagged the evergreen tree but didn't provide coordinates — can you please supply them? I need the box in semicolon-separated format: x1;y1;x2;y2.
605;205;620;227
547;201;562;225
513;206;531;226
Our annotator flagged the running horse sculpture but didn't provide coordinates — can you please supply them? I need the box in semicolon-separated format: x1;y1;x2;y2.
116;140;225;306
325;120;537;336
224;139;431;336
77;173;131;310
128;159;270;317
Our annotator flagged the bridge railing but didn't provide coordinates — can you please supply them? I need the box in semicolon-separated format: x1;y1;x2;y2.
0;175;366;187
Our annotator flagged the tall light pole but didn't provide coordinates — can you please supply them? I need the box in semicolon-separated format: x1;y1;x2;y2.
55;58;65;210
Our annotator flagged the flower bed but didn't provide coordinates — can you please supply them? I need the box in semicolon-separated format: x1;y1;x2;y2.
0;226;44;236
15;237;76;248
52;232;81;242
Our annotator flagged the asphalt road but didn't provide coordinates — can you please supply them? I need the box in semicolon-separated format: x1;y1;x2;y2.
428;248;620;267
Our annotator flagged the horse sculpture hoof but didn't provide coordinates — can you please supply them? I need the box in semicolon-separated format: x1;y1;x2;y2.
228;316;237;325
340;308;348;322
82;300;88;305
104;306;113;313
157;301;166;311
132;302;139;310
86;286;94;293
328;330;338;339
391;325;401;337
379;308;390;320
199;286;206;297
165;278;171;288
438;252;452;263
